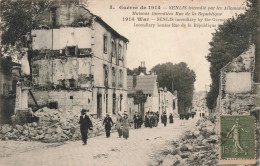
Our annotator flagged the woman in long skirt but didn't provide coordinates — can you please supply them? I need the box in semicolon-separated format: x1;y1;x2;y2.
122;112;131;139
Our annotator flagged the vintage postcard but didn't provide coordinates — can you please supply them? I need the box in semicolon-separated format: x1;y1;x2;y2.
0;0;259;166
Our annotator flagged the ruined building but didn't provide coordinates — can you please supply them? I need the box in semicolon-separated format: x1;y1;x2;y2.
28;1;128;118
218;45;260;121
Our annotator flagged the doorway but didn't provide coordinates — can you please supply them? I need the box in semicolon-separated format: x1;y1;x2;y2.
97;94;102;118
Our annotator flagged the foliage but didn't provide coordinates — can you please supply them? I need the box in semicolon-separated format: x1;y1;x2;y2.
127;66;147;75
0;0;51;47
0;0;87;57
132;90;147;113
133;90;147;105
151;62;196;114
205;0;259;110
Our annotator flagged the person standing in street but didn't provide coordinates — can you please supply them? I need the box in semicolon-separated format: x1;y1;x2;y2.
145;112;149;127
103;113;114;138
122;112;131;139
137;112;143;128
79;109;93;145
162;111;167;127
169;113;174;123
133;111;140;129
115;112;123;138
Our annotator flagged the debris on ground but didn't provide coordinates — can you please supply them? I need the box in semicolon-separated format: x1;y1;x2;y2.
158;115;260;166
0;107;107;142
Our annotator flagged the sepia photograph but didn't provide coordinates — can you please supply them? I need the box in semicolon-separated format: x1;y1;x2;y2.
0;0;259;165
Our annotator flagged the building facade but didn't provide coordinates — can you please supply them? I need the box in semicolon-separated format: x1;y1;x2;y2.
159;88;178;118
127;74;159;119
217;44;260;121
28;1;128;119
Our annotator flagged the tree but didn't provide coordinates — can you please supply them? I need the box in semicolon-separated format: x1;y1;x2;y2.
127;66;147;75
205;0;259;110
1;0;51;48
151;62;196;114
0;0;88;57
133;90;147;116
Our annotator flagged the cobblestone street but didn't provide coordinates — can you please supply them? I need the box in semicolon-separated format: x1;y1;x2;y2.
0;117;198;166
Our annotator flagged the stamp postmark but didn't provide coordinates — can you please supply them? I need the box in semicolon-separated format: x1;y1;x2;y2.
218;115;256;165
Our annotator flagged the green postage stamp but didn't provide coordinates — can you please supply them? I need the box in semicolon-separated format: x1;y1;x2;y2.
219;115;256;165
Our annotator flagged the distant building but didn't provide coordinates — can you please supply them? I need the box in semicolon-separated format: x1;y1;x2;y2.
127;74;159;119
28;1;128;119
159;87;178;118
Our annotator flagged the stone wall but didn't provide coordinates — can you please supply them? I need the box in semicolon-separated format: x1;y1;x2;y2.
218;45;259;115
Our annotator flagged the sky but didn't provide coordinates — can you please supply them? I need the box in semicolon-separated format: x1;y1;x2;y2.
87;0;246;91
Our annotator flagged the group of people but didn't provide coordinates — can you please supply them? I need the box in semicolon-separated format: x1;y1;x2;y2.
79;109;131;145
79;109;175;145
133;112;143;129
144;111;174;128
102;112;131;140
144;111;159;128
161;112;174;127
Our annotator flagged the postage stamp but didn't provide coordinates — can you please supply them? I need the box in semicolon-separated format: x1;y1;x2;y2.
218;115;256;165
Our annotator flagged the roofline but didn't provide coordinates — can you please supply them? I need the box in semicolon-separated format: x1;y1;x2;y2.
94;16;129;43
80;5;129;43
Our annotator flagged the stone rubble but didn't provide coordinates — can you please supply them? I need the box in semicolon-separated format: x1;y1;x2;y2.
159;115;260;166
0;107;107;142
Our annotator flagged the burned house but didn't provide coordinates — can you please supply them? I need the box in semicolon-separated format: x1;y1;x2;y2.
29;1;128;118
217;44;260;121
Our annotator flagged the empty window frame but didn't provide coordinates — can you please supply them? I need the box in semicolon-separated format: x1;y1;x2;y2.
69;79;76;88
118;69;123;87
112;67;116;87
103;65;109;87
49;102;58;109
50;8;57;26
111;40;116;57
66;46;77;56
112;93;116;114
103;35;108;53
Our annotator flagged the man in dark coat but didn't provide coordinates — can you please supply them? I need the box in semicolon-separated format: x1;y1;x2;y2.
103;113;114;138
133;112;140;129
145;112;149;127
169;113;174;123
79;109;93;145
137;112;143;128
162;112;167;127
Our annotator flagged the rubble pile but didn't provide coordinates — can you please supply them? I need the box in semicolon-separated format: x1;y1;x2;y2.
0;107;105;142
160;116;219;166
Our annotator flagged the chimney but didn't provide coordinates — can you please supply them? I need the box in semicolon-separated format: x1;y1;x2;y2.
141;61;145;67
133;73;137;88
139;61;147;75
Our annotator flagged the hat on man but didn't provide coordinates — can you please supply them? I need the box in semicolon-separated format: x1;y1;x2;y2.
81;109;87;113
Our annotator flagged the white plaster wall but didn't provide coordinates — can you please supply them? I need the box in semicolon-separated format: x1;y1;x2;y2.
226;72;252;93
32;57;91;87
48;90;92;112
32;27;92;50
92;21;127;90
